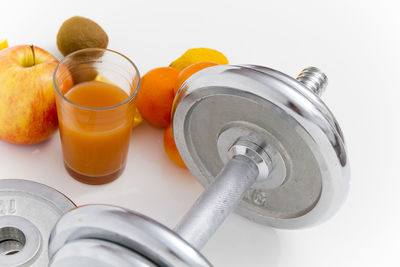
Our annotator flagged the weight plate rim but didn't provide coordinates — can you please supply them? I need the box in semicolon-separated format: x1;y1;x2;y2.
49;238;157;267
0;179;76;214
172;64;350;229
49;205;211;267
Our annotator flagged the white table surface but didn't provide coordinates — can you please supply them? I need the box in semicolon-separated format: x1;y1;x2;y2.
1;0;399;266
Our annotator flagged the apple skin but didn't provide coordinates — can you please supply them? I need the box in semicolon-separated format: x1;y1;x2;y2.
0;45;73;145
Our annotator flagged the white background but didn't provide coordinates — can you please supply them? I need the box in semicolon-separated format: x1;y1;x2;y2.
1;0;399;266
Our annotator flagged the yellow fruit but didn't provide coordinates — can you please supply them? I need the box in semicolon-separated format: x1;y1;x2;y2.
93;74;143;128
170;48;228;70
93;74;111;83
0;39;8;50
132;108;143;128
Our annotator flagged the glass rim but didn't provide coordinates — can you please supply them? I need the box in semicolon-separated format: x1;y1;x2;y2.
53;48;141;111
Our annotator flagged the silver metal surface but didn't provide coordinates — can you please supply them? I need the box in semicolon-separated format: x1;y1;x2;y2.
49;239;156;267
48;64;350;266
175;155;259;249
49;205;211;267
218;128;285;188
172;64;350;229
0;216;41;267
296;67;328;96
0;179;75;267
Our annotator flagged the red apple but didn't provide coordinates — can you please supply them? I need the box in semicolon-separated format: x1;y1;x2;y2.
0;45;73;145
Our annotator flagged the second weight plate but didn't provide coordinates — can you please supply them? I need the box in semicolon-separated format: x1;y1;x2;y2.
0;179;75;267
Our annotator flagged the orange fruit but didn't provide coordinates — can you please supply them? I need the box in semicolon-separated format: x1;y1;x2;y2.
136;67;180;127
164;124;186;168
174;62;218;95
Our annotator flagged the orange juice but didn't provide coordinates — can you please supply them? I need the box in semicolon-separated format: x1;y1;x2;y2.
58;81;135;184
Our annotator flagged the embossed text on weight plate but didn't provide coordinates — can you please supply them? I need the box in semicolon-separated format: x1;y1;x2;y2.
0;199;17;214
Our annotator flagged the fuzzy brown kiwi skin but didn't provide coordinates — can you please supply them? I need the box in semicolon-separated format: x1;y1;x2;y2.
57;16;109;56
68;63;99;84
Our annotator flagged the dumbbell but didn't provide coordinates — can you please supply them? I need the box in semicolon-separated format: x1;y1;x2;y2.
46;65;350;266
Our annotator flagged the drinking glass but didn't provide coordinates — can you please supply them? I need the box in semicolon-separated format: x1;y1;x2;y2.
53;48;140;185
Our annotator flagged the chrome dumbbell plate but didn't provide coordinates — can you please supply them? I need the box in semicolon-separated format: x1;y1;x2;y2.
172;65;350;228
0;179;75;267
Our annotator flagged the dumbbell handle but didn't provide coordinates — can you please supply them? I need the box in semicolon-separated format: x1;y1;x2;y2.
175;155;260;249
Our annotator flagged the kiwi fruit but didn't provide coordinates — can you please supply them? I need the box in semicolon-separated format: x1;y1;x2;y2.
68;63;98;84
57;16;108;56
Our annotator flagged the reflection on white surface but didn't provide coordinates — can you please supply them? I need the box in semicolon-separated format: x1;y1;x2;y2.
31;149;41;154
203;213;280;267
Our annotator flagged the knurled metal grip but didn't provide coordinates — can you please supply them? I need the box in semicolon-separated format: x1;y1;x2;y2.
174;155;260;249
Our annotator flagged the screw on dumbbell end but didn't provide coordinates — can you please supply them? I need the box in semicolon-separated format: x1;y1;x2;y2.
296;67;328;96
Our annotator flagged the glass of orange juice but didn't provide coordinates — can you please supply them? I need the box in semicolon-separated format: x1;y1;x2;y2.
53;48;140;185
